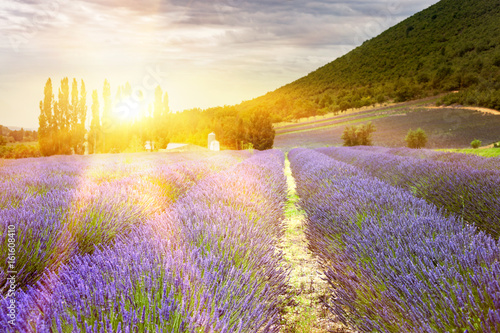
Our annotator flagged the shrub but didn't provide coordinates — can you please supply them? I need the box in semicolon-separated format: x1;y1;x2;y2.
341;122;376;146
339;100;351;112
0;144;41;159
246;110;275;150
124;135;146;153
470;139;482;149
405;128;427;149
394;84;417;102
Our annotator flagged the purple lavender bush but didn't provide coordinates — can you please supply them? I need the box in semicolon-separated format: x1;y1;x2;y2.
317;146;500;238
0;152;247;294
382;147;500;170
289;148;500;333
1;150;289;332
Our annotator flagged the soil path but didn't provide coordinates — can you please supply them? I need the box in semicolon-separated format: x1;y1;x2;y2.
427;105;500;116
279;158;351;332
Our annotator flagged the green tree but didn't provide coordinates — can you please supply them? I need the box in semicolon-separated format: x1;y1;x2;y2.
163;91;170;115
341;122;376;146
102;79;112;152
153;86;164;146
237;118;246;150
70;79;79;126
0;125;5;146
405;128;428;149
57;77;71;154
70;78;79;152
470;139;482;149
10;129;24;142
357;122;376;145
74;80;87;154
341;125;358;146
158;91;171;149
246;110;275;150
125;135;145;153
89;90;100;154
38;78;56;156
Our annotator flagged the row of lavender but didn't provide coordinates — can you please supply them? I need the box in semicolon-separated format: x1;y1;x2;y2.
0;152;243;293
1;150;289;332
351;146;500;171
317;146;500;238
289;148;500;332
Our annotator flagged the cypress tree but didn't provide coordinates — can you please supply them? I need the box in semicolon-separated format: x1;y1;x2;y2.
102;79;112;152
89;90;100;154
70;78;79;152
246;110;275;150
75;80;87;154
57;77;71;154
38;78;55;156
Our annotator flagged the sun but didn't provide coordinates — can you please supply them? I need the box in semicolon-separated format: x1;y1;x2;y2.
113;100;143;121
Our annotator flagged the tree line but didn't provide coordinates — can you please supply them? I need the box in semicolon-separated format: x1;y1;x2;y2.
0;126;37;146
39;78;87;155
38;78;275;156
0;126;39;159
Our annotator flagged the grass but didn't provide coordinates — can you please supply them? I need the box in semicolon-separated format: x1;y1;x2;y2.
5;141;38;147
276;100;452;136
273;104;387;129
277;115;389;136
437;148;500;158
273;95;444;130
276;109;386;132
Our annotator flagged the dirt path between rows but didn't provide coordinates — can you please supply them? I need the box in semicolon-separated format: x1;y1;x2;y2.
278;158;351;333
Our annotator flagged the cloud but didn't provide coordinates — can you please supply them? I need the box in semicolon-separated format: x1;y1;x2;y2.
0;0;439;57
0;0;439;127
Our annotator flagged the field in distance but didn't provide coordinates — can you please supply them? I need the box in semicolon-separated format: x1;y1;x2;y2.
273;97;500;151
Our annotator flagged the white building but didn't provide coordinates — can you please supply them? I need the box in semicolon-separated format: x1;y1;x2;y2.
208;132;220;151
145;141;155;151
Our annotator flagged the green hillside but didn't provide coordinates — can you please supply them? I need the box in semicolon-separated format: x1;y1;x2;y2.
240;0;500;121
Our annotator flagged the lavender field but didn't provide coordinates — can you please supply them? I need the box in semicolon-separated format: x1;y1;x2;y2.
1;151;289;332
1;148;500;332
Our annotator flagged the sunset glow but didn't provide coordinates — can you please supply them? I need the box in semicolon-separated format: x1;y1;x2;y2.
0;0;439;129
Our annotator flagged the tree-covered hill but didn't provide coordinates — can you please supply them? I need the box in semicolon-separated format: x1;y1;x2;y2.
239;0;500;121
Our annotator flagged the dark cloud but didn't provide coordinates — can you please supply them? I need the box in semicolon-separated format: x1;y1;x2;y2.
0;0;439;51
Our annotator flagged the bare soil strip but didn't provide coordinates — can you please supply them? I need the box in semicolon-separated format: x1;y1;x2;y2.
427;105;500;116
279;158;351;333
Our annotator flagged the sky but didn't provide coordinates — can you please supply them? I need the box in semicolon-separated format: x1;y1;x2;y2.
0;0;439;129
